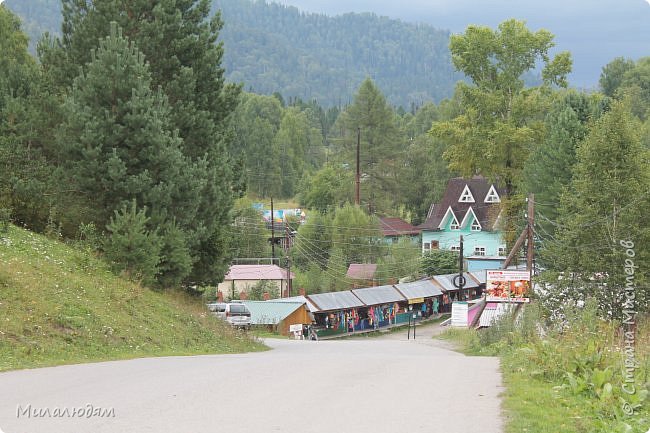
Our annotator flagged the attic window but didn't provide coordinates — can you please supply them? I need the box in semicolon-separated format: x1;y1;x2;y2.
459;185;475;203
471;220;481;231
450;215;460;230
484;185;501;203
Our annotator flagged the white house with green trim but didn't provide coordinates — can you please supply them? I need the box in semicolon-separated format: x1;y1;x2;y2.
418;176;505;257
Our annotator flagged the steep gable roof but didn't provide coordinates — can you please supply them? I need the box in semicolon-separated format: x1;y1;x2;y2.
379;217;421;237
224;265;294;281
346;264;377;280
419;176;504;231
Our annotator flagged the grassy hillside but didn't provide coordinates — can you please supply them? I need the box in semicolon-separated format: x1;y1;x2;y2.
0;225;265;372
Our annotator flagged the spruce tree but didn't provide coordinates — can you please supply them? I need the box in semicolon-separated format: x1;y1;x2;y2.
542;102;650;317
104;200;162;285
523;91;608;234
42;0;240;284
59;24;200;285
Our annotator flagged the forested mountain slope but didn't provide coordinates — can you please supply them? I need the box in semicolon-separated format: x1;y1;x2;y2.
6;0;461;107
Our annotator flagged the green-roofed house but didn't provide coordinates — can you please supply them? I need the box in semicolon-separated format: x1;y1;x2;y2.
242;301;312;335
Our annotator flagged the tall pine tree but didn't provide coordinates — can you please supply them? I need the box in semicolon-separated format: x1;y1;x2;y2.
334;78;400;214
40;0;241;284
58;24;202;286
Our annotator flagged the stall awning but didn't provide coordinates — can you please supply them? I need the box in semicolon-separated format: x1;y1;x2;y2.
394;280;443;300
351;285;406;306
306;291;366;312
432;273;480;292
468;270;486;285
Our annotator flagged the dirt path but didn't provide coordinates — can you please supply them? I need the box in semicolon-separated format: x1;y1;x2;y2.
0;331;502;433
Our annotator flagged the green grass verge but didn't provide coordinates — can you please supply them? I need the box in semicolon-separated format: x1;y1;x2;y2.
438;316;650;433
0;225;266;372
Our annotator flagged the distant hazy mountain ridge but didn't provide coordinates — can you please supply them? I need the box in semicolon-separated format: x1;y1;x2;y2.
5;0;461;107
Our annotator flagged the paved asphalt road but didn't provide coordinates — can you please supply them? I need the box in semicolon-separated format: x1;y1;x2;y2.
0;325;503;433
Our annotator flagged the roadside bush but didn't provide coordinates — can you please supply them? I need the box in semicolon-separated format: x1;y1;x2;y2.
0;207;11;234
103;200;161;286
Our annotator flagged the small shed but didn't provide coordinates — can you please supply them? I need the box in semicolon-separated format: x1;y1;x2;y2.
218;265;295;300
242;301;312;336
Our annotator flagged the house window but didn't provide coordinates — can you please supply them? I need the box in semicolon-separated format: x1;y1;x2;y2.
484;185;501;203
474;246;486;256
431;241;439;249
458;185;475;203
450;222;460;230
471;220;481;231
498;246;507;256
424;242;431;250
450;245;461;254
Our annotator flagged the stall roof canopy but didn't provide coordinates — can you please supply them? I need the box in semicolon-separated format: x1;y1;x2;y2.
468;270;486;285
307;291;365;312
352;285;405;305
242;301;305;325
433;273;480;292
394;279;443;299
272;295;318;313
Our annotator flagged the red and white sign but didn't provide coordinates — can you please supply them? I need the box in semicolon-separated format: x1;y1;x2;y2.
486;270;531;303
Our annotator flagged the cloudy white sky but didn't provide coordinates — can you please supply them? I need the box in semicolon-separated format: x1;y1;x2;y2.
275;0;650;88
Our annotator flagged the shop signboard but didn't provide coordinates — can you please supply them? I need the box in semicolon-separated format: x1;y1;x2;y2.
408;297;425;304
486;270;531;303
451;302;468;327
289;323;303;340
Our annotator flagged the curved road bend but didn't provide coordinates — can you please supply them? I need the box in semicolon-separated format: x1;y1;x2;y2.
0;324;503;433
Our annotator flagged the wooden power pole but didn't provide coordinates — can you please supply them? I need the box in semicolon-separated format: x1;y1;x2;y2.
526;193;535;273
270;197;276;266
355;127;360;206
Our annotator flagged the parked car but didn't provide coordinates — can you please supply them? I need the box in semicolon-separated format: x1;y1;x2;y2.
224;303;251;329
206;302;227;319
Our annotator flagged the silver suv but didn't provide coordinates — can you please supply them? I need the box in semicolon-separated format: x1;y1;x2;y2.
206;302;227;319
224;303;251;329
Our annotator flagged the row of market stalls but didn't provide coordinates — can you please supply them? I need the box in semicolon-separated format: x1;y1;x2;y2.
261;271;487;338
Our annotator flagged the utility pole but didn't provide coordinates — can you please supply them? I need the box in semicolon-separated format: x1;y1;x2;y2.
270;197;276;266
285;221;292;298
355;127;360;206
459;235;465;300
526;193;535;274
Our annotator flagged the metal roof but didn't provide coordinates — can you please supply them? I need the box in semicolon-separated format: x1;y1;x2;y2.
479;303;515;327
352;285;406;305
346;264;377;280
241;301;305;325
432;273;480;292
306;291;365;312
394;279;443;299
224;265;294;281
468;270;487;285
271;295;318;313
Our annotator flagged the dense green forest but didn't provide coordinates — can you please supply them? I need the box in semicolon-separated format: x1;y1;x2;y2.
1;1;649;313
2;3;650;429
5;0;461;108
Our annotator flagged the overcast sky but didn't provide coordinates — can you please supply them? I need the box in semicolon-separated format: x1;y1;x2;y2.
275;0;650;88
